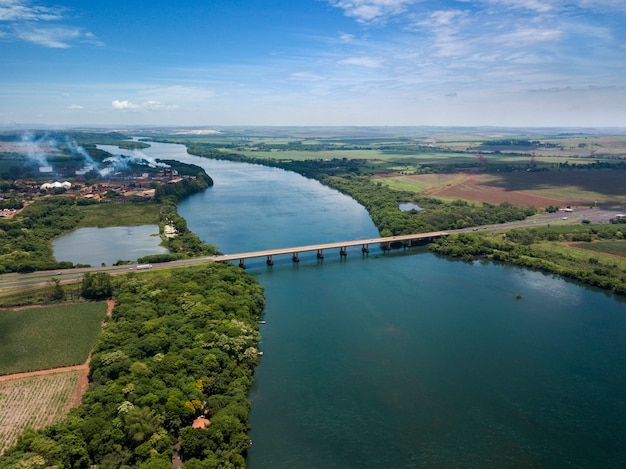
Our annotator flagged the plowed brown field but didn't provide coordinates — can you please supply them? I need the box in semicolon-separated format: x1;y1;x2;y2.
429;174;572;207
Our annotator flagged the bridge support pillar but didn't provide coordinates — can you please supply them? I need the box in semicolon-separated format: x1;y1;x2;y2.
292;253;300;263
238;259;245;269
317;249;324;259
361;244;370;254
266;256;274;266
340;247;347;257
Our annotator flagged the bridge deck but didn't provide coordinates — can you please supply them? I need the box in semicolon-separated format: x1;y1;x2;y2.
210;231;448;263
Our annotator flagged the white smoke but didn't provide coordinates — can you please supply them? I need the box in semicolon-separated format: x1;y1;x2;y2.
63;137;105;174
18;132;56;170
16;133;167;178
102;148;168;175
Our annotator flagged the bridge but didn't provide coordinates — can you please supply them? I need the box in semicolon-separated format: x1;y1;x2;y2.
210;231;449;268
0;231;449;294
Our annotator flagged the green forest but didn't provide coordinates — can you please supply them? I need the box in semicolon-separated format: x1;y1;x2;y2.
1;264;265;468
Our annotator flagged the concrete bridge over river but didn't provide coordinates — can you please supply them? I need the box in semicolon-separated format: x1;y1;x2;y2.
0;231;449;293
211;231;449;268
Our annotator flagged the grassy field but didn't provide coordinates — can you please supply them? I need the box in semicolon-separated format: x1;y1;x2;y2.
570;241;626;257
376;170;626;208
477;228;626;274
76;202;161;228
534;241;626;272
0;302;107;375
0;370;82;454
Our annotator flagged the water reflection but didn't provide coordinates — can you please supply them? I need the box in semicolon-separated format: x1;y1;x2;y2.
53;225;167;266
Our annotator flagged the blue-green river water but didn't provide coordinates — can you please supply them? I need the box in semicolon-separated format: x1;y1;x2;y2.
92;143;626;467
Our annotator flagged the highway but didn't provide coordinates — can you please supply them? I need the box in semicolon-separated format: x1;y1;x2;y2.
1;207;621;295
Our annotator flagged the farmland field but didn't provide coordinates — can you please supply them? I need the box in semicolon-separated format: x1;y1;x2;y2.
570;241;626;257
377;170;626;208
0;371;82;454
0;303;107;375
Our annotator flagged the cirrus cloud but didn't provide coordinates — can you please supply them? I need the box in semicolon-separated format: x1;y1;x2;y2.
338;56;384;68
0;0;103;47
0;0;64;22
327;0;418;23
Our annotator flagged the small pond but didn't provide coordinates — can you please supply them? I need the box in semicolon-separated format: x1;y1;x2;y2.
53;225;168;266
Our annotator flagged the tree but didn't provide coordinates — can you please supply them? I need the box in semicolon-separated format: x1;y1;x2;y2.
81;272;113;299
50;278;65;301
124;406;162;446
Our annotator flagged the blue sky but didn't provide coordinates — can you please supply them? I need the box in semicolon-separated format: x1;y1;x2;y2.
1;0;625;127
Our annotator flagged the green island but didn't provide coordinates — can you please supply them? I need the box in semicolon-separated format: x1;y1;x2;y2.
1;128;625;468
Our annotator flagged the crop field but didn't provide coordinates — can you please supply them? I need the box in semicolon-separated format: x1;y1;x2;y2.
377;170;626;208
0;370;82;454
570;241;626;258
0;302;107;375
374;173;464;194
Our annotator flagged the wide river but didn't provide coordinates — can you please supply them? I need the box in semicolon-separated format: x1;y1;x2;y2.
92;142;625;468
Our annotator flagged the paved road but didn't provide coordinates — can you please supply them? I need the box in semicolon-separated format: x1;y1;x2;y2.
1;208;622;295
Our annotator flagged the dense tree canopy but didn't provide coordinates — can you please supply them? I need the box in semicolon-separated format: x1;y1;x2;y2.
1;263;265;468
0;196;83;273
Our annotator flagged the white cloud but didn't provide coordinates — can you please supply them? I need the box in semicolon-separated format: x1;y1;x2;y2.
143;100;178;111
112;100;139;111
527;85;572;93
67;104;83;110
112;99;178;112
0;0;64;22
339;32;355;42
428;9;466;27
483;0;556;13
13;25;80;48
338;56;384;68
575;0;626;10
328;0;418;23
290;71;326;81
0;0;103;47
494;27;562;46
